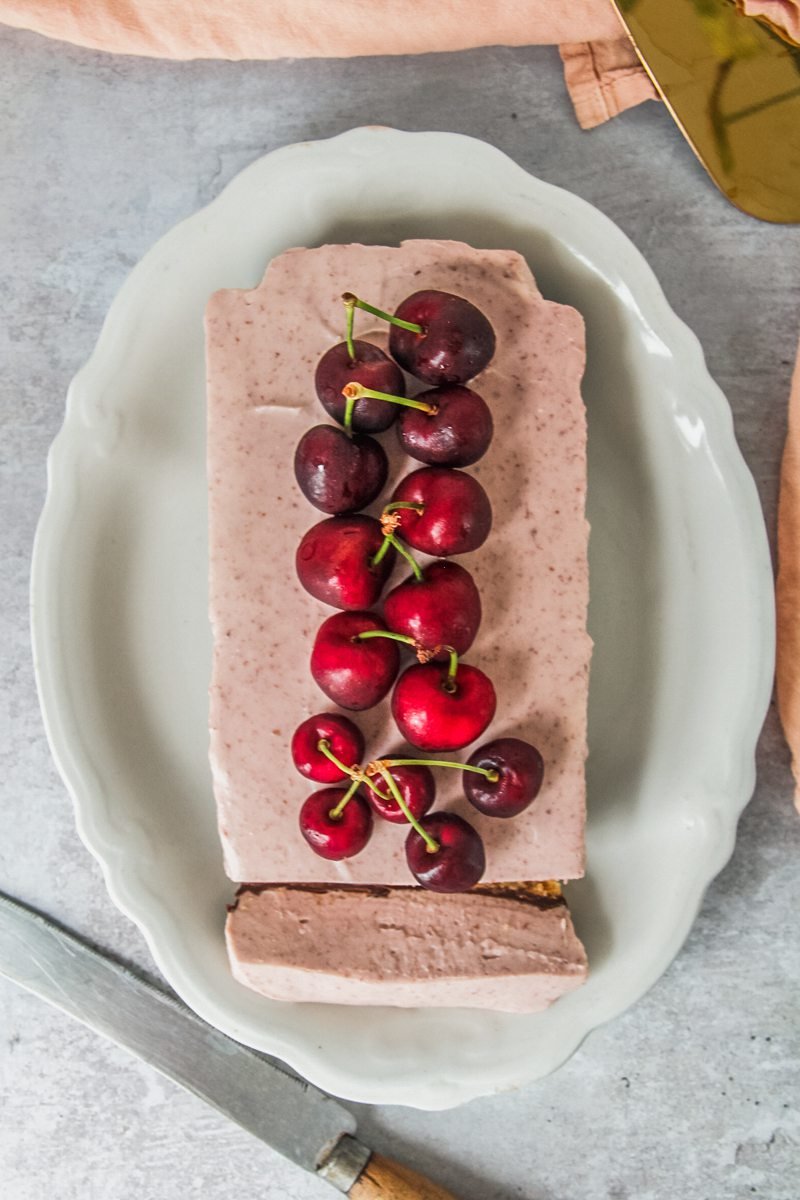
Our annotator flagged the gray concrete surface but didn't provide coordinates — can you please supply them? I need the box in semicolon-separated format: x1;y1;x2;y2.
1;22;799;1200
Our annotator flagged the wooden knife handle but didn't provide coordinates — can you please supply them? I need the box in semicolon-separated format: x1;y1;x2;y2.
348;1152;459;1199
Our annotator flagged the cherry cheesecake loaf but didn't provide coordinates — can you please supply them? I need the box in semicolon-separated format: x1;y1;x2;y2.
206;240;591;1011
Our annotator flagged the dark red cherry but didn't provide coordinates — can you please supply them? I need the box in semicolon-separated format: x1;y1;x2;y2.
397;385;493;467
389;291;495;386
296;516;395;610
464;738;545;818
367;762;436;825
294;424;387;515
290;713;365;784
383;560;481;658
391;467;492;557
315;340;406;433
299;788;373;860
310;611;399;711
405;812;486;892
391;662;496;751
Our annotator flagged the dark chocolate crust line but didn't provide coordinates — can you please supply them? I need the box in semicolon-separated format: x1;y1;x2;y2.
230;880;567;913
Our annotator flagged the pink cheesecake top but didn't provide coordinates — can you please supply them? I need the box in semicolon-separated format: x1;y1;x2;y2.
206;240;590;886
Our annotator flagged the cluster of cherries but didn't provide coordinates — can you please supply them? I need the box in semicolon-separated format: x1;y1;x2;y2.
290;288;544;892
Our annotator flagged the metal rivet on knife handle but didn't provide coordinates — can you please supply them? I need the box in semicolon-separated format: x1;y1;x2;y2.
317;1135;460;1198
316;1134;371;1192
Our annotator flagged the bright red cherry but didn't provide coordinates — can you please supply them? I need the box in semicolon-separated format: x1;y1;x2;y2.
290;714;365;784
391;467;492;557
464;738;545;818
397;384;493;467
367;762;436;825
311;611;400;711
315;340;405;433
296;516;395;610
405;813;486;892
299;788;373;860
389;291;496;385
383;560;481;658
294;424;387;515
391;662;496;751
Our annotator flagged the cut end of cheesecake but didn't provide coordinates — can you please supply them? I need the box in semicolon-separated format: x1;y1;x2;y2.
226;883;587;1012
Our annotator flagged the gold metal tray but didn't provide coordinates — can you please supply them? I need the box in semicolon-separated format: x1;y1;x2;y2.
614;0;800;222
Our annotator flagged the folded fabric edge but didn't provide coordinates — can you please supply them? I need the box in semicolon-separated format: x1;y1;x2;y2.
559;38;658;130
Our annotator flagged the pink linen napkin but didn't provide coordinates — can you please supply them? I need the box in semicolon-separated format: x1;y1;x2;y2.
744;1;800;806
0;3;794;147
559;36;656;129
742;0;800;40
777;343;800;810
0;0;654;128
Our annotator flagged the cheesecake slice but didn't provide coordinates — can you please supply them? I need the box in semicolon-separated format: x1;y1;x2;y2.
227;883;587;1012
207;240;591;1010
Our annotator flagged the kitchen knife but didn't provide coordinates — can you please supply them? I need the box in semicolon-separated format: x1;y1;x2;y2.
611;0;800;222
0;890;456;1199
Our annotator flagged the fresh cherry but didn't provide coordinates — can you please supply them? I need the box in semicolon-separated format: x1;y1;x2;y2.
367;762;435;825
391;467;492;557
315;340;405;433
290;713;365;784
464;738;545;818
294;424;387;515
383;560;481;657
405;812;486;892
389;291;496;386
299;787;373;860
392;661;496;751
311;611;400;711
296;515;395;610
397;384;493;467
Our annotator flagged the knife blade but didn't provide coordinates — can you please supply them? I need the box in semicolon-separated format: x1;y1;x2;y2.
611;0;800;223
0;890;457;1199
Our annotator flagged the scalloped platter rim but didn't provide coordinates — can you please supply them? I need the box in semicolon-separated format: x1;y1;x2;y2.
30;128;774;1109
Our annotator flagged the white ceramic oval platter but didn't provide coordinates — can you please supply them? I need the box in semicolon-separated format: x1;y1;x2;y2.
31;128;774;1109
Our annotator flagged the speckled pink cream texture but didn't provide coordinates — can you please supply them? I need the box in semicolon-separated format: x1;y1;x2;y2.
207;240;590;887
228;887;587;1011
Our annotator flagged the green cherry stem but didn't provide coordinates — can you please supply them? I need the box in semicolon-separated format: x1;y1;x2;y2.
342;381;436;437
355;629;417;650
356;630;458;677
342;383;436;414
316;739;392;803
356;629;434;661
376;532;423;581
316;738;358;778
383;501;426;516
328;776;362;820
343;293;356;362
341;292;424;335
380;757;500;784
369;502;425;578
369;534;392;570
444;645;459;691
343;392;356;438
377;767;439;854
